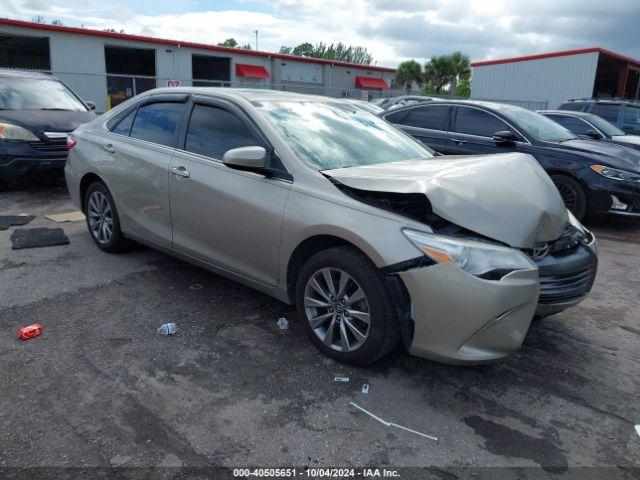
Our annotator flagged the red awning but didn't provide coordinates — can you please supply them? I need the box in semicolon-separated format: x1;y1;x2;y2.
235;64;270;79
355;76;390;89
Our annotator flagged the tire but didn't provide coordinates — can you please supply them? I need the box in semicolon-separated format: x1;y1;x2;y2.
551;174;587;221
295;246;400;365
84;181;129;253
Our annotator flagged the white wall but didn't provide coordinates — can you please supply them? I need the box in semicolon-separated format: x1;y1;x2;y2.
471;52;599;109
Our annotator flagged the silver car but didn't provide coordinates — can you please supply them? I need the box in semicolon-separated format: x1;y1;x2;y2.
65;88;598;365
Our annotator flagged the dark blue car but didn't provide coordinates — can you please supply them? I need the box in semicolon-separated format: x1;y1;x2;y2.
558;99;640;135
0;70;96;190
384;100;640;221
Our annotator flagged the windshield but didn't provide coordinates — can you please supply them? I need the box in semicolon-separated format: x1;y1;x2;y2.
495;105;577;142
0;77;88;111
254;100;432;170
584;113;625;136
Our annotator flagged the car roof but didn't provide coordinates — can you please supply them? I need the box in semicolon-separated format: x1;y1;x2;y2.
0;69;54;79
148;87;336;103
563;98;640;105
383;98;527;114
539;110;594;118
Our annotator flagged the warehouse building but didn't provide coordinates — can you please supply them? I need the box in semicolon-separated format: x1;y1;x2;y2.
471;48;640;109
0;18;396;112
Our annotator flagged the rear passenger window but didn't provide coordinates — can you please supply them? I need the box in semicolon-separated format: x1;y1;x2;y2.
129;102;184;147
185;104;261;160
399;105;450;131
624;106;640;124
111;109;136;136
592;104;620;123
454;107;510;137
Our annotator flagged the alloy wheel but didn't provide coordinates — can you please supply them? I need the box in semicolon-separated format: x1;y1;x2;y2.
303;267;371;352
556;182;577;212
87;191;114;244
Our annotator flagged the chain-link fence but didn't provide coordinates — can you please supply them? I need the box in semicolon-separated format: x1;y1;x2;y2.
1;67;548;112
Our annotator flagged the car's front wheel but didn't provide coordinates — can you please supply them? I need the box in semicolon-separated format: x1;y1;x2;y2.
551;174;587;221
84;181;129;253
295;246;400;365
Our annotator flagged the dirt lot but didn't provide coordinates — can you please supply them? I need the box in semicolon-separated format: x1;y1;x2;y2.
1;181;639;478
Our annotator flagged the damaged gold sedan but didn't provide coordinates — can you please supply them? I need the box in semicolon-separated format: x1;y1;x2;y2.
65;89;598;365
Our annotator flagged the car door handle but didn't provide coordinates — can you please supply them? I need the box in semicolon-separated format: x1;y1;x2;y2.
102;143;116;153
171;166;191;178
450;138;467;145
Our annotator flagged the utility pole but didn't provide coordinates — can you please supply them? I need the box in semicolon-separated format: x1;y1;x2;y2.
254;30;259;51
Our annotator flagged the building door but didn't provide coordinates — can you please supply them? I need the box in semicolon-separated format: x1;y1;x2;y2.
105;45;156;109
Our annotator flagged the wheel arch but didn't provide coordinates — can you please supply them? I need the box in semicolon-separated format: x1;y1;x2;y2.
79;172;106;213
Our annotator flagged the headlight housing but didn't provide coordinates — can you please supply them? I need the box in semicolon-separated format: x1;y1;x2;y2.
590;164;640;183
402;229;536;279
0;122;39;141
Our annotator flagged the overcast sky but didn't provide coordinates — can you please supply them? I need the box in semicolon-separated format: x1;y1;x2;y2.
2;0;639;67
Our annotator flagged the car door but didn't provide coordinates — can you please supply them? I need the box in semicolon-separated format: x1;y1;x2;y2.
591;103;622;129
168;97;291;287
622;104;640;134
447;106;523;156
104;95;187;248
385;104;451;153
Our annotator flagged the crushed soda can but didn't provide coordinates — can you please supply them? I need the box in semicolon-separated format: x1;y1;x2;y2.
157;323;178;335
18;323;43;340
276;317;289;330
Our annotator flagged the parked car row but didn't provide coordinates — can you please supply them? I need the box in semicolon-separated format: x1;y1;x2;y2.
3;68;636;367
382;99;640;220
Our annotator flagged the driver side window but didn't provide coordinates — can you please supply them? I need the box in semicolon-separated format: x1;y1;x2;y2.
454;107;519;139
185;104;262;160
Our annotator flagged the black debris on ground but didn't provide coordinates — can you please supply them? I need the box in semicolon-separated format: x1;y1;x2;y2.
10;228;69;250
0;215;35;231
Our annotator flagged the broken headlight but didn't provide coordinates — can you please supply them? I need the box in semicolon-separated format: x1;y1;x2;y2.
402;229;536;279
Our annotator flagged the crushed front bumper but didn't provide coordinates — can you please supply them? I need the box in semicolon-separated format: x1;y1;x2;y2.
399;264;539;365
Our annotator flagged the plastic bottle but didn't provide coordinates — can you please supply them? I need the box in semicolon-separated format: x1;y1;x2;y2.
157;323;178;335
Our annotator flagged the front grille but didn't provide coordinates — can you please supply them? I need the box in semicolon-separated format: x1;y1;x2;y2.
539;267;595;304
29;138;67;153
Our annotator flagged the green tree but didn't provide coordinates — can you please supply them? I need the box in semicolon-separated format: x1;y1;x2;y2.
448;51;470;96
218;38;238;48
457;77;471;97
395;60;422;92
423;55;454;95
278;42;374;65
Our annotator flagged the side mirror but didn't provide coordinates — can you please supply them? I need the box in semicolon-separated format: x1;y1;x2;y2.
492;130;518;145
585;129;601;140
223;146;268;173
85;101;96;111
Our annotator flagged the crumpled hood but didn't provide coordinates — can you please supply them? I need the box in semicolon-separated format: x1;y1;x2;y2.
323;153;569;249
558;138;640;171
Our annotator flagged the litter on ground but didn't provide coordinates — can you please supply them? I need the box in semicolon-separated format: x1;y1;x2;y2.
350;402;438;441
18;323;43;340
10;228;69;250
276;317;289;330
189;283;204;290
157;323;178;335
334;376;350;383
45;211;86;223
362;384;369;394
635;425;640;439
0;214;35;231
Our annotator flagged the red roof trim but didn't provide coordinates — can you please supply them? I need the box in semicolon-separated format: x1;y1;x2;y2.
236;64;270;79
0;17;396;73
355;76;389;89
471;47;640;68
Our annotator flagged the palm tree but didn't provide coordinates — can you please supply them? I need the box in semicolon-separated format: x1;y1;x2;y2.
423;55;454;95
395;60;423;92
448;51;470;96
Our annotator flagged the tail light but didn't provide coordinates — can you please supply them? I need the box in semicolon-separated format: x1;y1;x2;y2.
67;135;77;150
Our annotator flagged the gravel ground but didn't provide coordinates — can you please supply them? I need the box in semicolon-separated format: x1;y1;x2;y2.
1;181;639;478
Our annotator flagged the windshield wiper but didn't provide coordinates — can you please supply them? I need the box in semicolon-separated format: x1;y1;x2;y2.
39;108;74;111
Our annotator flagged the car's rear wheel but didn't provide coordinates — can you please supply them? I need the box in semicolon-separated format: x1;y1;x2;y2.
295;246;400;365
551;174;587;221
84;181;129;253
